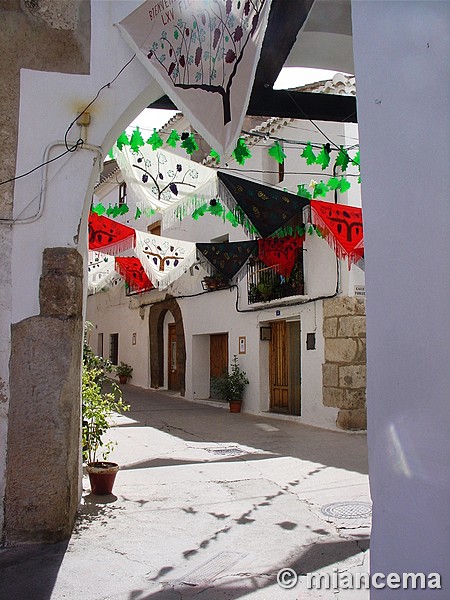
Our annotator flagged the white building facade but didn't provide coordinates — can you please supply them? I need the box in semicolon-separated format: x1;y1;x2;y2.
87;108;366;432
1;2;448;597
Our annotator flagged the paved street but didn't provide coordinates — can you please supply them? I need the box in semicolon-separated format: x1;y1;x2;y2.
0;386;370;600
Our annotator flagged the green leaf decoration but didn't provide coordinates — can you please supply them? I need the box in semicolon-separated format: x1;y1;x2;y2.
118;203;129;215
268;141;286;164
301;143;316;165
313;180;329;198
335;147;350;171
209;149;221;163
296;225;306;237
232;138;252;165
134;207;142;220
181;133;199;155
92;202;106;216
207;201;225;217
338;177;351;193
316;145;331;170
314;225;325;238
112;204;121;218
297;184;312;199
143;207;156;217
166;130;180;148
108;148;114;160
352;150;360;166
225;211;239;227
192;203;208;220
146;128;164;150
327;177;340;190
129;127;145;153
116;131;129;151
106;204;114;217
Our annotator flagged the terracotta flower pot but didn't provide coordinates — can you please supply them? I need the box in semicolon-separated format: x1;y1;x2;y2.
119;375;128;384
86;461;119;495
229;400;242;413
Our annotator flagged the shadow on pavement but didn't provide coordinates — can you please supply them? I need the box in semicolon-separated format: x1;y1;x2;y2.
0;541;68;600
126;537;370;600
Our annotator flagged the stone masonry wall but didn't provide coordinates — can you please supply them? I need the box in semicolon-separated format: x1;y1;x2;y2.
322;297;367;430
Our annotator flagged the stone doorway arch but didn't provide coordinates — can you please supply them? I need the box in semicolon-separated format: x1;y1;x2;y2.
149;298;186;396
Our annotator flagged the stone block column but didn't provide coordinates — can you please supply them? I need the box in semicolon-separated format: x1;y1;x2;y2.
322;297;367;430
5;248;83;543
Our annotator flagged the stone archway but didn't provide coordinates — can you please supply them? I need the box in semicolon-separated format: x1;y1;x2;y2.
149;297;186;396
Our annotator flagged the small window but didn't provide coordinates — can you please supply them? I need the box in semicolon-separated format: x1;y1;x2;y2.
147;220;161;236
109;333;119;365
118;182;127;206
97;333;103;357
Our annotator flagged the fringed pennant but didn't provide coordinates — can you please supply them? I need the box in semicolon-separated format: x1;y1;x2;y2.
257;235;305;278
310;200;364;268
115;257;154;293
113;145;218;226
217;172;310;237
118;0;272;159
87;252;120;294
135;230;197;290
88;212;136;254
196;240;258;282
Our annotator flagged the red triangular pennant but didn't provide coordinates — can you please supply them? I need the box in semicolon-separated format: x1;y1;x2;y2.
115;257;153;292
310;200;364;268
257;235;304;278
88;212;136;254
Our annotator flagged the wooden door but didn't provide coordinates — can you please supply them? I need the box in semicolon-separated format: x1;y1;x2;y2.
168;323;179;390
270;321;289;412
210;334;228;397
269;321;301;415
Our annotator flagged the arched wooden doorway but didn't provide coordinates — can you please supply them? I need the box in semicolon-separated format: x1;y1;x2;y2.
149;297;186;395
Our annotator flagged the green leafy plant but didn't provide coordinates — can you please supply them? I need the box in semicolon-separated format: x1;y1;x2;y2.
116;362;133;378
213;355;249;403
82;324;129;464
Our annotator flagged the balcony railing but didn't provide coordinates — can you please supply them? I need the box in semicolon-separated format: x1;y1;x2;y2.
247;257;304;304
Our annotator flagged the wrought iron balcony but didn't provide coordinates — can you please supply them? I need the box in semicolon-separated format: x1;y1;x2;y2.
247;257;304;304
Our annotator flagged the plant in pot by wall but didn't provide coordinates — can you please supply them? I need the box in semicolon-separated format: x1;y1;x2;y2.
83;325;130;495
116;361;133;384
213;355;249;413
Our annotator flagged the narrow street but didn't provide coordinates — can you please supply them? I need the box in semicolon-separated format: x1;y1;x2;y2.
1;386;370;600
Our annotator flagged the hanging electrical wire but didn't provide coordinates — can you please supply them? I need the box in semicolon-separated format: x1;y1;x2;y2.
0;54;136;188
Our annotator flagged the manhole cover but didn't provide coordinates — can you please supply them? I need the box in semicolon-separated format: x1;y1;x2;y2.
205;447;245;456
321;502;372;520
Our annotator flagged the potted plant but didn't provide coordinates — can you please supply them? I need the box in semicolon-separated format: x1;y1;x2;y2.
116;361;133;384
213;355;249;413
83;326;130;495
202;273;229;291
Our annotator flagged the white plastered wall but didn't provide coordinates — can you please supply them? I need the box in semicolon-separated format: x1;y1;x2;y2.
2;0;169;534
352;1;450;595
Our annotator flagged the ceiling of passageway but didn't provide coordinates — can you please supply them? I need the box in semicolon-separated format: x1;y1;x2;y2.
149;0;356;122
